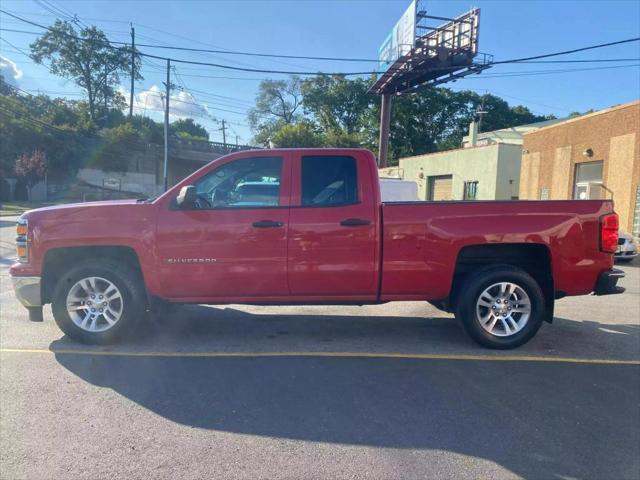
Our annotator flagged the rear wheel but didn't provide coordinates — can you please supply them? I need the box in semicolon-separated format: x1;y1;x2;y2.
455;266;545;349
51;260;145;344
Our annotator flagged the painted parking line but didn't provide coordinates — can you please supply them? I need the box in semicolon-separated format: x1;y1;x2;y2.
1;348;639;365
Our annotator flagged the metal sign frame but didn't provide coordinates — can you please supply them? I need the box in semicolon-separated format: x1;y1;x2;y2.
371;4;491;95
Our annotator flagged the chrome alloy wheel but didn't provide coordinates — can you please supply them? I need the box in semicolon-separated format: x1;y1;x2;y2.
66;276;123;332
475;282;531;337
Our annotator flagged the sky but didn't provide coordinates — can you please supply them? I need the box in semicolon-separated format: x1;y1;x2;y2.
0;0;639;144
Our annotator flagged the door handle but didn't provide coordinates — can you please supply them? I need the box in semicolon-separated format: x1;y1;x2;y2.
340;218;371;227
252;220;284;228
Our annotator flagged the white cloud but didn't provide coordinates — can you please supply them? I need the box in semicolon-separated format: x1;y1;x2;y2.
119;85;210;120
0;55;23;87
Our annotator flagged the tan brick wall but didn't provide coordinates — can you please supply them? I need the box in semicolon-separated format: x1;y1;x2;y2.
608;133;638;232
519;152;542;199
521;101;640;232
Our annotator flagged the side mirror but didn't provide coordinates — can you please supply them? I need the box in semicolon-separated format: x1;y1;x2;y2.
176;185;197;208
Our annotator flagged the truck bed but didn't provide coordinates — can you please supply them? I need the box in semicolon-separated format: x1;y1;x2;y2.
380;200;614;300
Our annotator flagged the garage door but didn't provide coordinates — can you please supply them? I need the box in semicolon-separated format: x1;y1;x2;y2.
428;175;453;201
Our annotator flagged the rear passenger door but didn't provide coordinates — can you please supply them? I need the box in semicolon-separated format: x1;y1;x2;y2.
287;152;378;298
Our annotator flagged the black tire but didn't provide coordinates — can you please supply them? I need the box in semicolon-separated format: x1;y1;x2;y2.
51;259;145;344
455;266;545;349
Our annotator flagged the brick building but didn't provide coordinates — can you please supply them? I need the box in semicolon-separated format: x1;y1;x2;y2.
519;100;640;235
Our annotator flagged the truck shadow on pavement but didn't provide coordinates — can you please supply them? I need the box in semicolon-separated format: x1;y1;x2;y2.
50;306;640;480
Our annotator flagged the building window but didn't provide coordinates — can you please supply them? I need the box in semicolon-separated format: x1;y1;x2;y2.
463;181;479;200
573;161;604;200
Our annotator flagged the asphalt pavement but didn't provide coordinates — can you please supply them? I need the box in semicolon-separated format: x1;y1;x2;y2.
1;215;639;480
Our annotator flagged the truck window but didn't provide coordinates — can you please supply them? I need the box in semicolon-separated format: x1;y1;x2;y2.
194;156;282;208
301;155;358;206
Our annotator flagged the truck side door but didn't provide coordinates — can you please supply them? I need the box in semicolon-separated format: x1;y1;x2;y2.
155;153;291;299
287;151;379;299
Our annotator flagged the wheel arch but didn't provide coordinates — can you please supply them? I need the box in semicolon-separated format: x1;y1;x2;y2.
450;243;554;323
42;246;145;304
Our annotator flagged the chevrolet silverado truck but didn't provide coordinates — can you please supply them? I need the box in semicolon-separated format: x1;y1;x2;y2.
10;148;625;348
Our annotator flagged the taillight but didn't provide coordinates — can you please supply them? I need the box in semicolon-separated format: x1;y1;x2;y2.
16;217;28;263
600;213;619;253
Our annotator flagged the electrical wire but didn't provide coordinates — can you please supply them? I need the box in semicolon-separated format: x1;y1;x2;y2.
493;38;640;64
2;9;638;76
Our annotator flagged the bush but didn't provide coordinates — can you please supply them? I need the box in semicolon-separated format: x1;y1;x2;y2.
90;124;141;173
271;122;323;148
323;129;364;148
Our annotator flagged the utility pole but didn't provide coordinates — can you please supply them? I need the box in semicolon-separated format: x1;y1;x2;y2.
221;119;227;152
476;93;487;134
163;58;170;192
377;93;392;168
129;24;135;120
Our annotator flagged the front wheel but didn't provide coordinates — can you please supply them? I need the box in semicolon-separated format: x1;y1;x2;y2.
51;260;145;344
455;266;545;349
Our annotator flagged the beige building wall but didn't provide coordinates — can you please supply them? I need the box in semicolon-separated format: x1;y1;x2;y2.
383;143;522;201
520;101;640;233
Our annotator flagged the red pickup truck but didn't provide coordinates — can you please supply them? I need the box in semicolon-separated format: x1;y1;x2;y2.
10;148;624;349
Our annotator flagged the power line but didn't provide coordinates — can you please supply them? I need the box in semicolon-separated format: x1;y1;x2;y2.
493;37;640;64
513;58;640;64
8;8;638;66
2;9;639;76
464;63;639;79
123;40;381;63
3;24;640;67
0;36;31;57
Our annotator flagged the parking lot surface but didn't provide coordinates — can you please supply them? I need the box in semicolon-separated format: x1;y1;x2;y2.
1;216;639;479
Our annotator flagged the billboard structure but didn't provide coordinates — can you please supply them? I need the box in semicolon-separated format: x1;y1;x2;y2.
373;1;492;166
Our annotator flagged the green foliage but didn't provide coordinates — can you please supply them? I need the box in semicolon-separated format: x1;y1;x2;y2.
251;74;554;161
248;76;302;144
270;122;323;148
301;75;376;134
30;20;142;124
0;82;87;177
322;129;365;148
90;123;140;173
568;109;594;118
130;114;164;144
170;118;209;140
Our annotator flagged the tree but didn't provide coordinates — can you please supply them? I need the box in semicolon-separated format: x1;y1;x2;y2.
270;122;323;148
360;88;554;164
473;94;553;134
0;77;87;178
90;123;140;173
248;76;302;144
15;150;47;200
301;75;376;134
30;20;142;125
170;118;209;140
568;109;594;118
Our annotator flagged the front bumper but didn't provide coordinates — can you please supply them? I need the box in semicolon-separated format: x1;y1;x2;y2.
593;269;625;296
11;276;42;307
